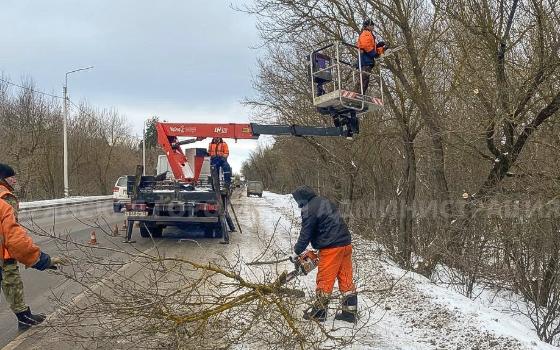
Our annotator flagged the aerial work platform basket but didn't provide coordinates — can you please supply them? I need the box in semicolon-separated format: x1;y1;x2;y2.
313;89;383;109
309;41;384;114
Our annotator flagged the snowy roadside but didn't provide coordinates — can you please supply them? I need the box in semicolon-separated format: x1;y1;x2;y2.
5;190;556;350
246;191;557;350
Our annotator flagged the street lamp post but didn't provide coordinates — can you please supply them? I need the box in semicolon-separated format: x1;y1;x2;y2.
63;66;94;198
143;120;146;176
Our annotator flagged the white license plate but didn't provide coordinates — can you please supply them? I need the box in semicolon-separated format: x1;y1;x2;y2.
126;211;148;217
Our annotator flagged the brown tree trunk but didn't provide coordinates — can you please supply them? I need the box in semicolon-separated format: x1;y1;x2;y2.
398;132;417;268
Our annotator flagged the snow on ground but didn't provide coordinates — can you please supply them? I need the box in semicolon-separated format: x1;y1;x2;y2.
19;195;112;210
246;191;558;350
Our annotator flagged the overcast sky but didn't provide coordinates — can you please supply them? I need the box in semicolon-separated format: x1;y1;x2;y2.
0;0;269;172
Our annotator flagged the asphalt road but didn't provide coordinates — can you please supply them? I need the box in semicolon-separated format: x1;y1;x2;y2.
1;191;261;350
0;201;132;348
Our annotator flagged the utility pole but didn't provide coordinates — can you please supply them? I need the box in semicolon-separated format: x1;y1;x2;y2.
63;84;69;198
63;66;94;198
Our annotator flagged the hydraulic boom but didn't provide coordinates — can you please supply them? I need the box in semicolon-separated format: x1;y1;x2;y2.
156;121;358;183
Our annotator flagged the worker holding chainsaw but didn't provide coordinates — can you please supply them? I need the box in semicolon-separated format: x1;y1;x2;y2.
0;163;66;331
355;18;388;94
291;185;357;323
208;137;232;188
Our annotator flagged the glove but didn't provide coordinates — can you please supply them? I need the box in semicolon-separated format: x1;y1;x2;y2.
50;256;69;267
376;41;389;48
289;252;299;264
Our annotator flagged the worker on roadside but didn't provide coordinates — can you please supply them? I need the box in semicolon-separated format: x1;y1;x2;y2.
208;137;232;189
290;185;358;323
355;18;388;94
0;163;65;331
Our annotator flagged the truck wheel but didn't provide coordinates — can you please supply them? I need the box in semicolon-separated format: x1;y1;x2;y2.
204;225;223;239
221;217;229;243
140;224;163;238
113;203;122;213
152;226;163;238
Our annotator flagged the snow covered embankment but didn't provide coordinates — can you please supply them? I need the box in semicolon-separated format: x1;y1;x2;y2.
251;191;557;350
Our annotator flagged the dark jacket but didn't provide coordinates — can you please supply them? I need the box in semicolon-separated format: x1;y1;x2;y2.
292;186;351;255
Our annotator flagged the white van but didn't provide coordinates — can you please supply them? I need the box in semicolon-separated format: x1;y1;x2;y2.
112;176;130;212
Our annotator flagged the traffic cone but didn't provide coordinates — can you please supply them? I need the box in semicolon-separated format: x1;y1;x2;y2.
88;231;98;245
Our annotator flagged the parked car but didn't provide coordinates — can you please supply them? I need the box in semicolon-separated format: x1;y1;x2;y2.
113;176;130;212
233;177;242;188
246;181;264;197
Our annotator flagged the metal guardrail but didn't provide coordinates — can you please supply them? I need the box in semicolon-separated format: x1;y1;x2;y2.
19;196;113;213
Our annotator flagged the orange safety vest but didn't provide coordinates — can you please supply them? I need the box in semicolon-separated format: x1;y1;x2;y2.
357;30;376;53
357;30;385;56
208;141;229;158
0;185;40;266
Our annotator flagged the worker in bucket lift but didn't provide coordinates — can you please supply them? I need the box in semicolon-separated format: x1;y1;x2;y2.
290;185;358;323
0;163;66;331
355;19;388;94
208;137;232;188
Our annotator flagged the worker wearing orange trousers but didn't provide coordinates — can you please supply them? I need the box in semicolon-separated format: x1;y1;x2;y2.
291;185;357;322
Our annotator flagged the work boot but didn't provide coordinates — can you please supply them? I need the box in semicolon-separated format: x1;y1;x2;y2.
303;294;329;322
16;307;46;331
334;292;358;323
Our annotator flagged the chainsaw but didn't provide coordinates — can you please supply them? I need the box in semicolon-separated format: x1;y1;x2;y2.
380;44;404;59
284;250;319;284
